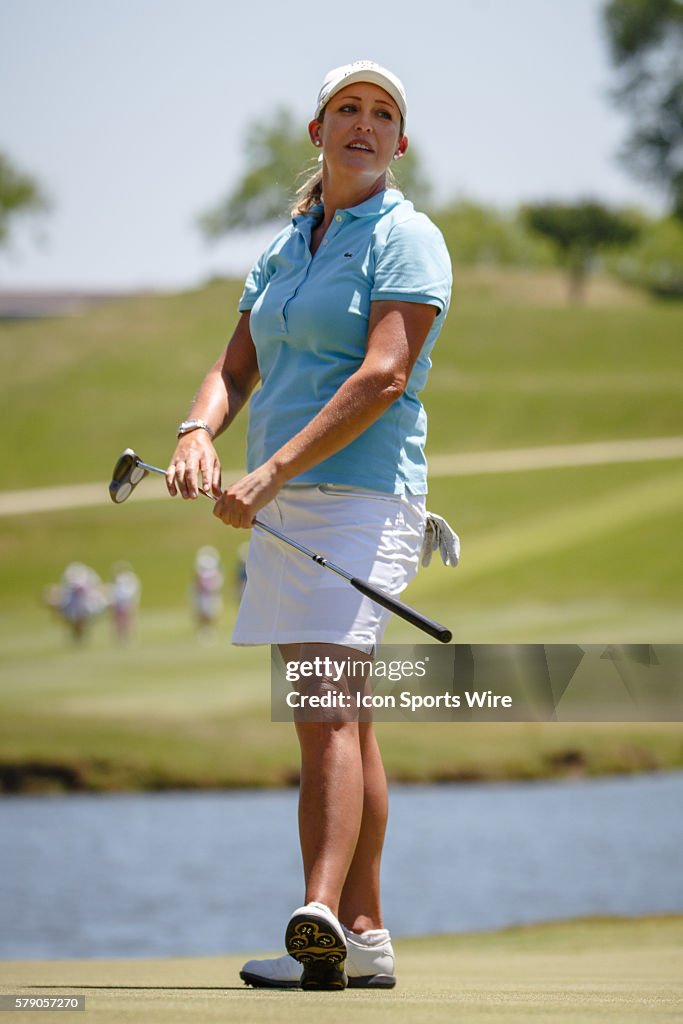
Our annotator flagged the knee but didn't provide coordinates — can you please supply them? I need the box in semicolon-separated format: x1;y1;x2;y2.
296;720;359;753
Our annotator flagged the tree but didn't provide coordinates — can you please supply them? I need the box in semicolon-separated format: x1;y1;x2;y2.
607;210;683;295
433;199;555;268
603;0;683;218
522;200;640;302
198;108;431;238
0;151;49;248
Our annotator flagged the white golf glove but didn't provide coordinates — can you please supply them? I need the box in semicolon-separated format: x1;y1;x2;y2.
421;511;461;568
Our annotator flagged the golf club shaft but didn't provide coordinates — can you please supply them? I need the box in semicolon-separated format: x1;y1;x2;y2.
249;519;452;643
140;458;452;643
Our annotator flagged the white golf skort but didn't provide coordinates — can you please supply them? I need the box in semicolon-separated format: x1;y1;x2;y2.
232;483;425;651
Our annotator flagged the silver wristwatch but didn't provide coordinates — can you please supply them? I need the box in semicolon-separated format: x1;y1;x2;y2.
176;418;215;440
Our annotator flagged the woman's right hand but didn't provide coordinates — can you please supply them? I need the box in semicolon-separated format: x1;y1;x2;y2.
166;430;222;500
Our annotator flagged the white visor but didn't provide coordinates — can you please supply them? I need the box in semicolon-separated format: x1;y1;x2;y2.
315;60;407;123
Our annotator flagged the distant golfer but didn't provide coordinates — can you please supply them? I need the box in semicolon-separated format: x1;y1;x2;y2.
44;562;107;644
108;562;140;644
167;60;452;990
190;545;224;633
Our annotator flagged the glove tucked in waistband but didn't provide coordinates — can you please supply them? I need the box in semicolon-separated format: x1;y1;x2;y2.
421;511;460;568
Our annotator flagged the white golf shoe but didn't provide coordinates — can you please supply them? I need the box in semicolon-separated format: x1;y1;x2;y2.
341;924;396;988
285;901;348;990
240;914;396;990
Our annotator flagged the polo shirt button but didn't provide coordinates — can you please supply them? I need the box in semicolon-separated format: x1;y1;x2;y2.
335;215;342;222
323;238;328;245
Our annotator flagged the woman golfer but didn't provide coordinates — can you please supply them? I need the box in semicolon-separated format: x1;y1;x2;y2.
167;60;452;990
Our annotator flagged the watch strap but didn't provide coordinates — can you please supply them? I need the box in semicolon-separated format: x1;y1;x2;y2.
176;418;215;440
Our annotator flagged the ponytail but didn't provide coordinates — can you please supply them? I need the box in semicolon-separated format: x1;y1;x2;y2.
291;165;324;217
291;164;401;217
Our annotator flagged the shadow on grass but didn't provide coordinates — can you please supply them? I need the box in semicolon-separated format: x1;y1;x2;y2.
30;984;254;992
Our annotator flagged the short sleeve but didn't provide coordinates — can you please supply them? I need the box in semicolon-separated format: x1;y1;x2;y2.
238;249;268;312
238;223;300;312
371;214;452;315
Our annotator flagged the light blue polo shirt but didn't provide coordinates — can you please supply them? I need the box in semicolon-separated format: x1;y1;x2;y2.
238;189;452;494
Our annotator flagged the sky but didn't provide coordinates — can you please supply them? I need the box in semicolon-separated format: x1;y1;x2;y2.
0;0;666;291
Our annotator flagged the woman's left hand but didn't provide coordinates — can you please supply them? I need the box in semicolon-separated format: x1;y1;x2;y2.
212;461;283;529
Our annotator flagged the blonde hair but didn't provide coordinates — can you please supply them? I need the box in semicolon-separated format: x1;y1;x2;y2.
291;162;324;217
291;164;400;217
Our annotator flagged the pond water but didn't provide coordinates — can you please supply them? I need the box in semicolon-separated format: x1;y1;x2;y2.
1;772;681;959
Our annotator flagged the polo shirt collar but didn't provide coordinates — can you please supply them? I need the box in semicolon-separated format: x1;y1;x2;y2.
343;188;405;218
292;188;404;229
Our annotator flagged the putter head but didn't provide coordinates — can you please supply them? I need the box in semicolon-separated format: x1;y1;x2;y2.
109;448;148;504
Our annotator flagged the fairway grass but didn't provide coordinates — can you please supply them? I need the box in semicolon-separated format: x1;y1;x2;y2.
2;602;682;790
2;916;681;1023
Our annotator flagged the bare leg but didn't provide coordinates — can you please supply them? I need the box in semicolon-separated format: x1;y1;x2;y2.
294;717;363;916
338;720;388;932
281;642;385;923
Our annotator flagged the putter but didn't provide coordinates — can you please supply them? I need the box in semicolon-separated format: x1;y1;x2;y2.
109;448;453;643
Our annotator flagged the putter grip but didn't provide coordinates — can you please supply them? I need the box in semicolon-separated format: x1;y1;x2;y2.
350;577;452;644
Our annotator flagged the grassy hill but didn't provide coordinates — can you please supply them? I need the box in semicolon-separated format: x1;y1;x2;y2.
0;267;680;489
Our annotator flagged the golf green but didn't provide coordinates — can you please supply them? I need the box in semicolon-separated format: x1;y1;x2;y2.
2;916;681;1022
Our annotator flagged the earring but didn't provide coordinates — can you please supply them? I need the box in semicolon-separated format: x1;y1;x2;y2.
314;140;321;147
